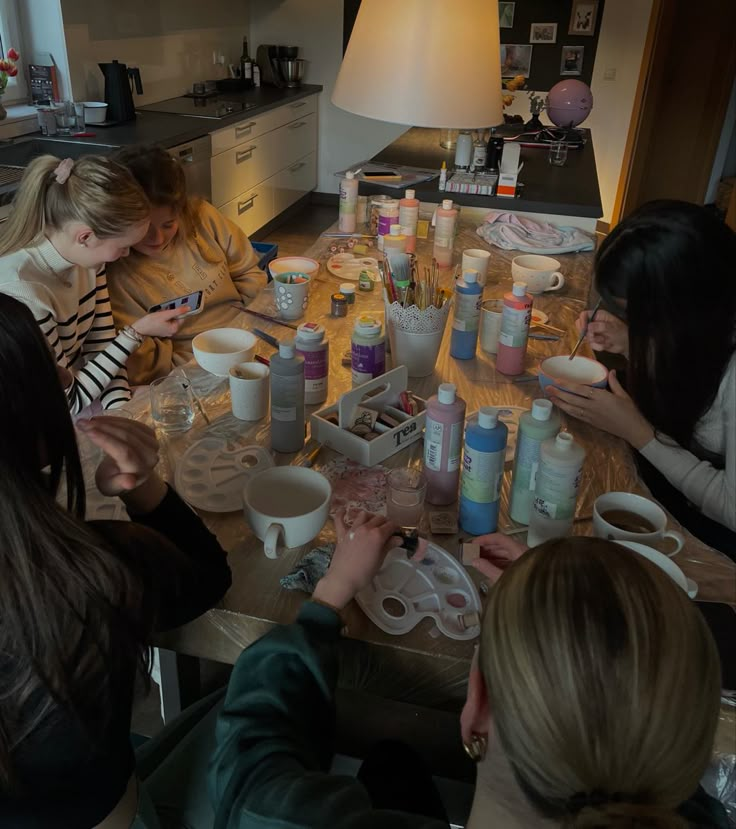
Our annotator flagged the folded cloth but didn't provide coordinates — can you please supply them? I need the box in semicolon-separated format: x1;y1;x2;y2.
280;544;335;593
477;211;595;254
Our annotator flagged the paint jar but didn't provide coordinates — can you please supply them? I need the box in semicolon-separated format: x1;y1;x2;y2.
331;292;348;317
377;198;399;251
340;283;356;304
369;194;393;235
359;272;374;292
295;322;329;405
351;316;386;386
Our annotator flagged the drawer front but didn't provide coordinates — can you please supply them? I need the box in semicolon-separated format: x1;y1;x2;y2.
272;112;317;169
273;152;317;215
219;181;275;237
210;95;318;155
211;134;279;207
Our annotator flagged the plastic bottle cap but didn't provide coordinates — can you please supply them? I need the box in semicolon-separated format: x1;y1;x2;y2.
438;383;456;404
405;189;416;199
279;340;296;358
555;432;574;451
478;406;498;429
345;169;358;180
389;225;402;235
340;283;356;294
441;199;453;210
355;316;380;333
512;281;528;297
462;269;479;284
296;322;325;342
531;399;553;421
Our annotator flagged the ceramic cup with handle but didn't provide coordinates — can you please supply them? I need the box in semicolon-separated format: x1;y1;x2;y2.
511;255;565;294
462;249;491;286
593;491;685;557
243;466;332;559
613;540;697;599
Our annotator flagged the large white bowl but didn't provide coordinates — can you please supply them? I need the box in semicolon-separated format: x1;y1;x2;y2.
192;328;257;376
268;256;320;279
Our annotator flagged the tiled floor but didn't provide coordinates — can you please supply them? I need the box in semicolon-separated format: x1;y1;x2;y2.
255;202;336;256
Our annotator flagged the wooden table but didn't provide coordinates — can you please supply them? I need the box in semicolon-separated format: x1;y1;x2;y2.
82;219;736;716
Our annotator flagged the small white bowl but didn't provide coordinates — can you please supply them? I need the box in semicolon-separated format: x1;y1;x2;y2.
192;328;257;376
268;256;320;280
83;102;108;123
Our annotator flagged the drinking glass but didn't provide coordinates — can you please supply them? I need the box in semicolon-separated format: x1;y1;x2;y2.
150;376;195;432
548;141;568;167
386;468;427;530
55;101;77;135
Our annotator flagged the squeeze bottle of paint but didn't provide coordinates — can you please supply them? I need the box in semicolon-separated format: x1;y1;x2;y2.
270;340;305;453
351;316;386;386
433;199;458;268
527;432;585;545
509;399;561;525
338;169;359;233
383;225;407;254
424;383;467;505
496;281;533;376
376;198;399;251
450;269;482;360
398;189;419;253
295;322;329;405
459;407;508;536
438;161;447;191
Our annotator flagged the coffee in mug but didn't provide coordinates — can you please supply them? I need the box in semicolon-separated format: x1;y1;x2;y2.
599;509;657;535
593;492;684;557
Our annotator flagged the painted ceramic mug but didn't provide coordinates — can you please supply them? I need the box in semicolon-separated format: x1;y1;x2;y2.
273;271;311;320
511;255;565;294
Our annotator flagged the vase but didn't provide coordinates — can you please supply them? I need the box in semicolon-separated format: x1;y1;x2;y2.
0;100;6;121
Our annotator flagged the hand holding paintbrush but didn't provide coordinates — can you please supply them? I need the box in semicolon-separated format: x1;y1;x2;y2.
569;297;602;360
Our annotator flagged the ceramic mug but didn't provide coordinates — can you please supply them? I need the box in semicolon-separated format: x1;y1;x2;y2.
593;491;685;557
462;249;491;286
480;299;504;354
511;255;565;294
243;466;332;559
273;271;311;320
229;361;270;421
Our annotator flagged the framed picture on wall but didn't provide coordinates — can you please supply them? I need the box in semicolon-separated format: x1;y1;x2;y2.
568;0;599;35
530;23;558;43
499;2;515;29
501;44;533;78
560;46;585;75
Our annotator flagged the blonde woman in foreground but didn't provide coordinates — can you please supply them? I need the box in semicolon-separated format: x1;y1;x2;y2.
0;155;185;413
210;527;728;828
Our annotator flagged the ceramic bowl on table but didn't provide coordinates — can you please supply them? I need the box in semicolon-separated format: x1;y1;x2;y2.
538;355;608;394
192;328;257;376
83;102;108;123
268;256;320;280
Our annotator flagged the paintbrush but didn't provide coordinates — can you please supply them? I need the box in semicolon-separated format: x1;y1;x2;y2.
175;367;210;425
301;443;324;468
229;303;299;331
252;327;280;349
569;298;602;360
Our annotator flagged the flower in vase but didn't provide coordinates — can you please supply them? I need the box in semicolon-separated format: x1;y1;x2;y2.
0;49;21;96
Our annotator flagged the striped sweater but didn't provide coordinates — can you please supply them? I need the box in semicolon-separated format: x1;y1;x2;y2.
0;239;141;413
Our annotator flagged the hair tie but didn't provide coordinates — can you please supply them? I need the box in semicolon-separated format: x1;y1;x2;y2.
53;158;74;185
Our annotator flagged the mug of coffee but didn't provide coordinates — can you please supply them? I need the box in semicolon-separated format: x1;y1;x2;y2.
243;466;332;559
593;492;684;557
511;255;565;295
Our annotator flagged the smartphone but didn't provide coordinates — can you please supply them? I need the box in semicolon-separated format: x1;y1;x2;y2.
148;290;204;318
695;601;736;690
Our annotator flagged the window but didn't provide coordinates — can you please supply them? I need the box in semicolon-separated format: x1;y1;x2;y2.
0;0;28;104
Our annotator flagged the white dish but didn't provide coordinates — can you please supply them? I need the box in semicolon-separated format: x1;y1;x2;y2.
356;542;482;640
327;253;380;281
192;328;257;376
268;256;320;278
175;437;274;513
613;540;697;598
531;309;549;325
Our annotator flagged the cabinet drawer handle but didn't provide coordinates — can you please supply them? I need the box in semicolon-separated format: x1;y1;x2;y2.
290;101;307;109
288;121;307;130
235;121;258;138
236;146;257;163
237;194;259;214
176;148;194;163
288;161;307;173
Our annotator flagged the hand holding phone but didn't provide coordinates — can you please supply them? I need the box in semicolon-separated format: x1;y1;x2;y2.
148;290;204;318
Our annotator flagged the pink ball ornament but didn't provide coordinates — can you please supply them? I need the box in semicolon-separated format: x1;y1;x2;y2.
546;80;594;127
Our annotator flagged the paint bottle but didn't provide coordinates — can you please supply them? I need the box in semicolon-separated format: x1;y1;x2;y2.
338;169;360;233
459;407;508;536
295;322;329;405
527;432;586;546
270;340;305;453
433;198;458;268
398;189;419;253
351;316;386;386
450;269;482;360
509;399;561;525
424;383;467;505
438;160;447;191
383;224;407;254
496;281;533;376
376;198;399;251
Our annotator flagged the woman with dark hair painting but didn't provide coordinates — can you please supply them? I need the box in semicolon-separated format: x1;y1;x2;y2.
0;295;231;827
547;201;736;557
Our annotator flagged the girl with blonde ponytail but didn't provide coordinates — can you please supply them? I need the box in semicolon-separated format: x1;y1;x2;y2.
0;154;186;413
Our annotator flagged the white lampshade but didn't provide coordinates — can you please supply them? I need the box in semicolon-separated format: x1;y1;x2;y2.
332;0;504;129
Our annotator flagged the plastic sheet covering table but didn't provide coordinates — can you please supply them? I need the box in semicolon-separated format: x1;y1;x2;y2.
79;220;736;773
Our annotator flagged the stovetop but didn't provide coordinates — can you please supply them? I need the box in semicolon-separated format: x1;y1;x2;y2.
138;96;259;120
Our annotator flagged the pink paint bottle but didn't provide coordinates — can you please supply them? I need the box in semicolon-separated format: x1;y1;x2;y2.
399;189;419;253
423;382;467;505
496;281;533;376
432;199;458;268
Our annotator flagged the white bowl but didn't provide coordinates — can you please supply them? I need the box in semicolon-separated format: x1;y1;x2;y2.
83;102;108;123
192;328;257;376
268;256;320;279
613;540;696;597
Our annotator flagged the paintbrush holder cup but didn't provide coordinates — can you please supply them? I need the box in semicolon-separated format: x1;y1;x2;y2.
386;301;452;378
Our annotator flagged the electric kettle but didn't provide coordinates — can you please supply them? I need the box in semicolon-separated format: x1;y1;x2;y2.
98;60;143;123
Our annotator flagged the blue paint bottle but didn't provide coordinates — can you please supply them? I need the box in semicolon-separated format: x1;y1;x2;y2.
450;269;482;360
459;407;508;535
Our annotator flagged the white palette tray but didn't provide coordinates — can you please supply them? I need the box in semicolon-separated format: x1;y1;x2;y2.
356;542;482;640
327;253;380;281
175;437;273;513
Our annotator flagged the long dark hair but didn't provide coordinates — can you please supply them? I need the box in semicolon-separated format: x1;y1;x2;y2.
0;295;147;786
595;200;736;448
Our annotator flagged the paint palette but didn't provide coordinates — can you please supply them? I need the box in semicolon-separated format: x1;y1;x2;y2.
356;542;482;640
175;437;274;512
326;253;380;281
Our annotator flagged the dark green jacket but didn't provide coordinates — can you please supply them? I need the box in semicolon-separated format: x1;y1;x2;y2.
208;602;729;829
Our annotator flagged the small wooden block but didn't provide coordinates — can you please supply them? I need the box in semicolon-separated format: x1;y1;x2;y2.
461;542;481;564
429;511;459;535
460;611;481;630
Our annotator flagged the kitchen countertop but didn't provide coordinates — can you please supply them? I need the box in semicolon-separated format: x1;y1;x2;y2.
363;126;603;219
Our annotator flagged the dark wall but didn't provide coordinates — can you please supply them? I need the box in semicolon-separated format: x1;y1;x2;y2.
343;1;605;89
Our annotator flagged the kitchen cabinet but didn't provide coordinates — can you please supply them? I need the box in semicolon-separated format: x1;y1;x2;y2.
210;95;318;233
